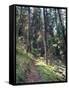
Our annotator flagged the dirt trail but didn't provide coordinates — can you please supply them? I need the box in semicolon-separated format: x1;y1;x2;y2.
26;60;41;83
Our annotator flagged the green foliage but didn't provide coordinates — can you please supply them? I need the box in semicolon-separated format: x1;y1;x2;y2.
16;44;33;83
36;59;64;82
31;48;39;56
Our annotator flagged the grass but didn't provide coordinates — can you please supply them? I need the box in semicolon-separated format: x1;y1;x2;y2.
16;44;33;83
35;59;65;82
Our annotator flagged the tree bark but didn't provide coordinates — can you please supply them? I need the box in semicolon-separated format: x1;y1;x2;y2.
43;8;48;64
58;9;67;64
27;7;31;52
58;9;66;46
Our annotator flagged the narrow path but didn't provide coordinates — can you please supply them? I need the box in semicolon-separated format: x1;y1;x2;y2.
26;60;41;83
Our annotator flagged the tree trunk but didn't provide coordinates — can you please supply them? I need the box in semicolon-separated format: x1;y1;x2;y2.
58;9;66;46
42;8;48;64
27;7;31;52
58;9;67;64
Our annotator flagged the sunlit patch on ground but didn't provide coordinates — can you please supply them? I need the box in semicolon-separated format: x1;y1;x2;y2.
35;57;66;82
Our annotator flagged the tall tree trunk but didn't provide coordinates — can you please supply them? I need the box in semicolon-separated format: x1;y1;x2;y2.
32;8;38;49
27;7;31;52
42;8;48;64
58;9;66;46
58;9;67;64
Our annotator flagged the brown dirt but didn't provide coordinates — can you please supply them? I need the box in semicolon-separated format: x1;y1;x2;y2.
25;60;41;83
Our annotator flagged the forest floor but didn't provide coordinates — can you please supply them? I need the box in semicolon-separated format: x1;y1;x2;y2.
16;44;66;83
25;56;66;83
26;59;42;83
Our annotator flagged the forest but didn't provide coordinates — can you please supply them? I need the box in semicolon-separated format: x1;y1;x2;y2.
16;6;67;83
